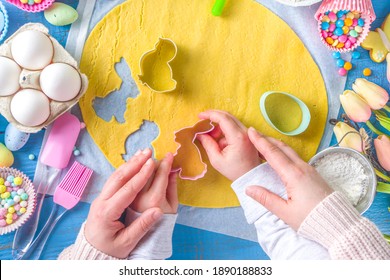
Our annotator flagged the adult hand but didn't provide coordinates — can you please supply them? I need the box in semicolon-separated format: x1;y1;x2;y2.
131;151;178;214
245;127;333;230
197;110;262;181
84;149;163;259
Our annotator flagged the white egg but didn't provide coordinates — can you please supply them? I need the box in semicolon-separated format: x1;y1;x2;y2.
10;89;51;127
40;63;81;101
0;56;21;96
11;30;54;70
5;123;30;151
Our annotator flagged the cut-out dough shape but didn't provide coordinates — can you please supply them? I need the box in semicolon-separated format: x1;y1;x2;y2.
172;120;214;180
80;0;328;208
361;14;390;63
138;38;177;93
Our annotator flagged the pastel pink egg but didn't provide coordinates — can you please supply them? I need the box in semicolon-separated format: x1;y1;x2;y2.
339;35;348;43
338;68;348;76
329;12;337;21
345;40;352;48
348;36;357;43
329;23;336;32
322;31;328;38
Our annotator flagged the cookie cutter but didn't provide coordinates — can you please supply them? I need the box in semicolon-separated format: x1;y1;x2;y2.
260;91;311;136
172;119;215;180
138;38;177;93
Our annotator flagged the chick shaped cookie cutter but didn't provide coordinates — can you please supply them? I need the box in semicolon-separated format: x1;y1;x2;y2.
172;120;215;180
138;38;177;93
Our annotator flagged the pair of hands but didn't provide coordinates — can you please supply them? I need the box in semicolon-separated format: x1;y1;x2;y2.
197;110;333;230
84;109;333;258
85;149;178;259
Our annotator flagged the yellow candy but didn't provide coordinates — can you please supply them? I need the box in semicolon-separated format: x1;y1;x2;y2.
344;62;352;70
0;185;6;194
6;218;13;225
336;42;345;48
2;192;10;199
345;18;353;27
34;0;42;3
363;68;372;76
20;0;28;3
20;207;26;214
13;177;23;186
6;213;13;220
8;207;15;214
342;26;349;34
0;178;4;185
346;12;354;19
322;15;330;22
355;26;363;33
332;39;339;47
326;37;334;45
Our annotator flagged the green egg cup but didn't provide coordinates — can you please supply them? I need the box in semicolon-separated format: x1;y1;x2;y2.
259;91;311;136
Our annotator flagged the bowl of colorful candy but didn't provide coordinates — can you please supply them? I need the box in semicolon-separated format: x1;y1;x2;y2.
6;0;55;13
315;0;376;52
0;2;8;42
0;167;36;235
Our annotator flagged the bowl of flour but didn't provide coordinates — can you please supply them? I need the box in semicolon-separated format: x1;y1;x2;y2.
309;147;376;214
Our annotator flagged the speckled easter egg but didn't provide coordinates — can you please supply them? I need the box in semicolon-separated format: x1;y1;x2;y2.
44;3;78;26
4;123;30;151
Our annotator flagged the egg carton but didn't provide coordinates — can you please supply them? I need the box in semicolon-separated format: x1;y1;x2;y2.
0;23;88;133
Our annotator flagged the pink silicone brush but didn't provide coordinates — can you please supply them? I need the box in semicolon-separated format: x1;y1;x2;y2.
20;161;93;260
13;112;83;259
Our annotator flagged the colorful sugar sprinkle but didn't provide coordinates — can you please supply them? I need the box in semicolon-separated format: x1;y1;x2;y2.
320;10;364;50
0;175;28;227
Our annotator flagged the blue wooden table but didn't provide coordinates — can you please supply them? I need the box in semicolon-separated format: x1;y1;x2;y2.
0;0;389;260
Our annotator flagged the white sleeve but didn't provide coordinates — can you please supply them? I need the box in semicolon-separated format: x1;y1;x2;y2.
231;163;330;260
125;208;178;260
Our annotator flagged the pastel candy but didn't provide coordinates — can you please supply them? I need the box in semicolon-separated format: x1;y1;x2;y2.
339;34;348;43
0;143;14;167
44;3;78;26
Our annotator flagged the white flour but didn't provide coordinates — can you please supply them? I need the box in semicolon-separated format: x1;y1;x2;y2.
313;153;369;206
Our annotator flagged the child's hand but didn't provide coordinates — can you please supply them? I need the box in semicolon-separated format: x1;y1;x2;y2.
131;151;178;214
84;150;163;259
197;110;262;181
245;128;333;230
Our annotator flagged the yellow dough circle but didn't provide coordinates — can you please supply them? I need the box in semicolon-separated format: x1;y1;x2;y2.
80;0;328;208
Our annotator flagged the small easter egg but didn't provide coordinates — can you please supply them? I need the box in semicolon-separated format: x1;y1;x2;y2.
40;63;81;101
4;123;30;151
363;68;372;76
338;68;347;76
44;3;78;26
336;59;345;68
10;89;51;127
0;143;14;167
0;57;21;97
351;51;361;59
11;30;54;70
332;52;341;59
344;61;352;70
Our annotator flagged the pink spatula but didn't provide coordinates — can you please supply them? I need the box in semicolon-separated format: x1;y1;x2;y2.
20;161;93;260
